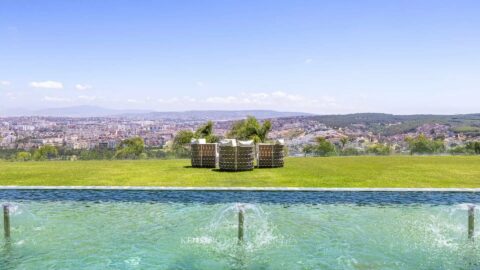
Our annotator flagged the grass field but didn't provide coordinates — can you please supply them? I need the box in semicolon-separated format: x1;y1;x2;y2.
1;156;479;187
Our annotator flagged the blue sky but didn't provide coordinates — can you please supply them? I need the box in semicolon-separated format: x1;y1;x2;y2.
1;0;479;114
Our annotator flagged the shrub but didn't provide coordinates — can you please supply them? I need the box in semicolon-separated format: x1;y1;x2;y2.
16;151;32;161
33;145;58;161
366;144;392;155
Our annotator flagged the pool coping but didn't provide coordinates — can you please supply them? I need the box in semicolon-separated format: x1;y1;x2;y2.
0;186;479;192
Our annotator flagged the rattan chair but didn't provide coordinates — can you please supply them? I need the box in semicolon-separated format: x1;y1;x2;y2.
191;139;217;168
219;139;255;171
257;139;285;168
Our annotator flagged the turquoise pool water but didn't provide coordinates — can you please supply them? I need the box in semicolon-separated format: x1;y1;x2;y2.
1;190;479;269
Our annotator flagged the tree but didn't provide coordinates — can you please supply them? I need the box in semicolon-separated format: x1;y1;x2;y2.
33;145;58;161
366;144;391;155
194;121;219;143
340;147;361;156
228;116;272;143
340;137;348;150
302;144;315;157
115;137;145;159
405;134;445;155
314;137;336;156
172;130;194;158
449;146;471;155
195;121;213;138
16;151;32;161
466;141;480;154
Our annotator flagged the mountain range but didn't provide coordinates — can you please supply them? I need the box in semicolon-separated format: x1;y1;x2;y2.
1;105;312;120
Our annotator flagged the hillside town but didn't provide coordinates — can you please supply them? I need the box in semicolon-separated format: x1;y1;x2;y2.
1;114;479;158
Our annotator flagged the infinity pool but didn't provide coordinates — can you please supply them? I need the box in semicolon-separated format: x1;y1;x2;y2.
1;190;479;269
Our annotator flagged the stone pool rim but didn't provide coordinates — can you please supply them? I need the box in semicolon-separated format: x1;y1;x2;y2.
0;186;479;192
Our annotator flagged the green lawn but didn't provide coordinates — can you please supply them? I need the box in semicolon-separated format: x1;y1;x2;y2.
0;156;479;187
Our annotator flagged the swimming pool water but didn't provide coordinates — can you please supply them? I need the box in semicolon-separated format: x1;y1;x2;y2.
1;190;479;269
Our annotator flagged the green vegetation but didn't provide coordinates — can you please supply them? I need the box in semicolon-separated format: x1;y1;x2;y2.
227;116;272;143
366;143;392;155
302;137;337;157
405;134;445;154
313;137;336;156
114;137;145;159
172;117;272;157
466;141;480;154
15;151;32;161
33;145;58;161
449;141;480;155
1;156;479;187
171;121;220;158
309;113;480;136
303;136;392;157
194;120;219;143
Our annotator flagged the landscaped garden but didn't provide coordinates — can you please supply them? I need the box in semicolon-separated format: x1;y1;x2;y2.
1;156;479;187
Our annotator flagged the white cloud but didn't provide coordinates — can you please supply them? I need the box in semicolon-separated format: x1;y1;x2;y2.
42;96;71;102
158;96;197;103
157;97;179;103
127;99;144;104
154;91;339;113
304;58;313;64
5;92;16;99
196;81;205;87
78;95;97;101
205;96;238;104
75;84;92;91
0;80;11;86
30;80;63;89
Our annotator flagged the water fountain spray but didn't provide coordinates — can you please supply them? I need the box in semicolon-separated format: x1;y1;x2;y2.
238;204;245;243
468;205;475;240
3;204;10;239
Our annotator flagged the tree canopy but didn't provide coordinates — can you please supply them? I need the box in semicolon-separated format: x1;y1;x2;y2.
16;151;31;161
33;145;58;161
115;137;145;159
194;121;219;143
405;134;445;155
366;143;391;155
466;141;480;154
314;137;336;156
227;116;272;143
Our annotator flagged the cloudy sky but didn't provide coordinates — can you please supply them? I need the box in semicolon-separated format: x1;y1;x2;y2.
1;0;480;114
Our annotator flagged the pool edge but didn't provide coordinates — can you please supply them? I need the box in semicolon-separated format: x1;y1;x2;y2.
0;186;479;192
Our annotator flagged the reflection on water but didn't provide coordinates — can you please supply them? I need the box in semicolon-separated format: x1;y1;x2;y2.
0;191;479;269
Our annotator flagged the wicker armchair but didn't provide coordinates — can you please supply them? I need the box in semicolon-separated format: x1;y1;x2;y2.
257;139;285;168
219;140;255;171
191;139;217;168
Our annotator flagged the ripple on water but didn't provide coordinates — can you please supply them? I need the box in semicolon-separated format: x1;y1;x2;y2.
0;191;479;269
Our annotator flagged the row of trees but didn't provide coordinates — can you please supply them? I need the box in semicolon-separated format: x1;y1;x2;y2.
405;134;479;155
449;141;480;155
302;136;394;157
14;145;59;161
6;137;148;161
405;134;445;155
303;134;480;157
6;116;273;161
5;123;480;161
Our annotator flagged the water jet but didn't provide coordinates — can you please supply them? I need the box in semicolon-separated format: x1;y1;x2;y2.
468;205;475;240
238;204;245;243
3;204;10;239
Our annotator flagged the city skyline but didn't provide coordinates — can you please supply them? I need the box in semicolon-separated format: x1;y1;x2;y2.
1;0;480;114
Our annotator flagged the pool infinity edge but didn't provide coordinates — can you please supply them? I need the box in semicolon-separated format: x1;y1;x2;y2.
0;186;479;192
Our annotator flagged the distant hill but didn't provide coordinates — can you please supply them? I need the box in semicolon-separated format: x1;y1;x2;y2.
4;106;312;120
134;110;312;120
5;106;152;117
298;113;480;136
